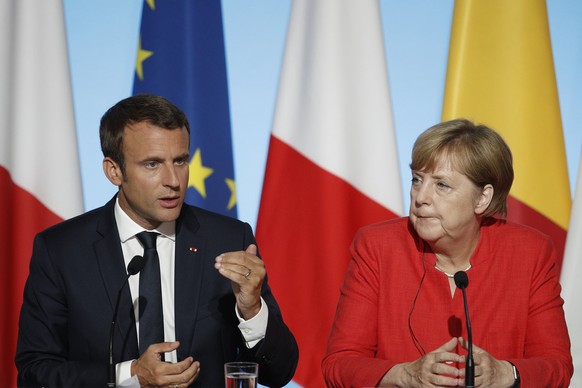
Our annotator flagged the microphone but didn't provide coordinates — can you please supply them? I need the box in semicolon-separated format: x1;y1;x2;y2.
107;255;146;388
454;271;474;388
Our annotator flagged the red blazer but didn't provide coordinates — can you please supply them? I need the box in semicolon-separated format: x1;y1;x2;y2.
322;217;572;387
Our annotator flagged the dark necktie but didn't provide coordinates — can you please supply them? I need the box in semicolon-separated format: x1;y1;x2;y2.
136;231;165;358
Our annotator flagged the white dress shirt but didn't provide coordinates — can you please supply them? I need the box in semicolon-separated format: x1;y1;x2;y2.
113;199;268;385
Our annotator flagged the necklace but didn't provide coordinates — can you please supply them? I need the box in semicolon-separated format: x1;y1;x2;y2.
434;263;472;278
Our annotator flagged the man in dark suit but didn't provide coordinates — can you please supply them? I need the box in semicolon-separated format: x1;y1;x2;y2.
15;94;298;387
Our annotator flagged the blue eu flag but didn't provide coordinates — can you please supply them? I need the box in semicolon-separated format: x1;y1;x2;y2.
133;0;237;218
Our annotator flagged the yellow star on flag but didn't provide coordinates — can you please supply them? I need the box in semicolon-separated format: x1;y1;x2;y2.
225;178;237;210
146;0;155;10
135;37;153;81
189;148;213;198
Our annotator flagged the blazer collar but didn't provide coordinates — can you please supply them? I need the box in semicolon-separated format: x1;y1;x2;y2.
174;205;205;358
95;195;139;360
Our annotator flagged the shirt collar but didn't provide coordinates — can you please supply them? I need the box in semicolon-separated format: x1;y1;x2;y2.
114;197;176;243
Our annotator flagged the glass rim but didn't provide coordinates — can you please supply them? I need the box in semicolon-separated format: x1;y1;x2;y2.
224;361;258;367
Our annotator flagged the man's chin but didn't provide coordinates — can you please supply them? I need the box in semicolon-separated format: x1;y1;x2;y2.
152;206;182;223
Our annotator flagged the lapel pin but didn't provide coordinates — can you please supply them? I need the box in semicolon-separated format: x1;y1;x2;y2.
189;247;198;252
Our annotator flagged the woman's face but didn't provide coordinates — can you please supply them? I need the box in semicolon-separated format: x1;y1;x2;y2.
409;157;490;247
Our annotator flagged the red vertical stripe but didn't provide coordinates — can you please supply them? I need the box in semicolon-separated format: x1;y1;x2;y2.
0;167;63;386
257;138;398;387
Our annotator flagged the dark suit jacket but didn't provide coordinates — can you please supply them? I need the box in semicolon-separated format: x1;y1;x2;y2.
16;196;298;387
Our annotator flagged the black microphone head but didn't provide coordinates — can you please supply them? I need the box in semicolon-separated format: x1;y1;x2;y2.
454;271;469;289
127;255;146;275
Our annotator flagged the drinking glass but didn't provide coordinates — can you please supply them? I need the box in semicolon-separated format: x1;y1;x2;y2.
224;361;258;388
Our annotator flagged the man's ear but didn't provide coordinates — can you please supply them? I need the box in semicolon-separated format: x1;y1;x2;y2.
103;157;123;186
475;184;494;215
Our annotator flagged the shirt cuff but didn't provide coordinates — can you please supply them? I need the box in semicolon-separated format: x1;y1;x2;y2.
236;297;268;348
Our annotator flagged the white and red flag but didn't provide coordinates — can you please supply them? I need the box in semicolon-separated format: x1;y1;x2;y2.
256;1;403;386
561;155;582;387
0;0;83;385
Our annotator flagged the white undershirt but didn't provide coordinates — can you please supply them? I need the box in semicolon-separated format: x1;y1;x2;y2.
113;199;268;385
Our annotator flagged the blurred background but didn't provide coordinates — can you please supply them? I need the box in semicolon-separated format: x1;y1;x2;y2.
64;3;582;386
64;0;581;224
2;1;579;387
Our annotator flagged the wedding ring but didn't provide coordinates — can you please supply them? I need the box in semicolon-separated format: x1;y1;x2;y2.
244;268;251;278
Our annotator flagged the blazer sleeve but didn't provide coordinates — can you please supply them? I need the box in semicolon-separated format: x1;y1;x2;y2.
15;233;105;388
238;223;299;387
506;235;573;387
321;227;397;387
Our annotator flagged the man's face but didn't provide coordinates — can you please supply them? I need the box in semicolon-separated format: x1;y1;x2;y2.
112;121;190;229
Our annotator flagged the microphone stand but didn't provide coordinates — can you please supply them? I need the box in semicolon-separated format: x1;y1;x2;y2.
459;284;474;387
107;255;145;388
454;271;474;388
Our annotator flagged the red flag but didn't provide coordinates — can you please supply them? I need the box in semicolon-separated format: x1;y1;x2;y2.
0;0;83;385
256;1;402;386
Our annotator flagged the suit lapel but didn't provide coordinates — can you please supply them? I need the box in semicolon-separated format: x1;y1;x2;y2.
174;206;204;360
95;196;139;360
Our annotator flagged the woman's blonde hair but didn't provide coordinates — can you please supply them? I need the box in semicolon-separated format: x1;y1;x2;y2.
410;118;513;218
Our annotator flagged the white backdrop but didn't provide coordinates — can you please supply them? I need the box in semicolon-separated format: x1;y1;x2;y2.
64;0;581;230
